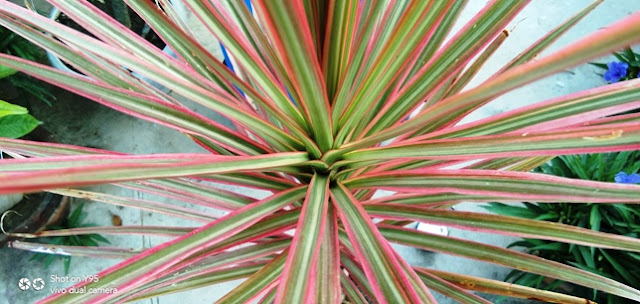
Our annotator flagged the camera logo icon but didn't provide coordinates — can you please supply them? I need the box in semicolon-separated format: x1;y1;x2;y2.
18;278;30;291
18;277;45;291
32;278;45;290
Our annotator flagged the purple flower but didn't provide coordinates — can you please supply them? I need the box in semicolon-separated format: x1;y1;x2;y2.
615;172;640;184
603;61;628;83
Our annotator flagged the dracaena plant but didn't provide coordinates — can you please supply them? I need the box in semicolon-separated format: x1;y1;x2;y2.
1;0;640;303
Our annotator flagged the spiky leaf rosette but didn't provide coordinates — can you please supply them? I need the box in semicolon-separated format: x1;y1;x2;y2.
1;0;640;303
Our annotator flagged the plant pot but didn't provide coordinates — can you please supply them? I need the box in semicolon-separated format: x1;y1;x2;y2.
0;192;69;247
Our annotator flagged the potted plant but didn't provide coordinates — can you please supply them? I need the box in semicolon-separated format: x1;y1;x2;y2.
0;0;640;303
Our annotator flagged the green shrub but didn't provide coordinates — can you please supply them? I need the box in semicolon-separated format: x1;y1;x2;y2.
485;151;640;304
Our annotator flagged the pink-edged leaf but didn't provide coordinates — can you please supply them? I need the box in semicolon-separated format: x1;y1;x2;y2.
124;262;267;302
436;29;509;103
50;188;217;223
331;183;431;304
344;169;640;203
9;226;194;239
0;1;305;152
340;272;369;304
365;204;640;251
400;0;469;85
416;78;640;140
435;0;605;130
257;0;334;152
275;174;329;304
413;267;491;304
9;240;138;259
361;0;529;137
216;250;288;304
334;1;453;145
315;203;341;304
125;0;241;96
379;225;640;301
39;187;306;303
420;267;597;304
329;0;386;121
0;137;289;204
123;240;290;302
339;250;376;301
257;287;278;304
127;0;320;152
0;16;170;101
391;250;437;303
0;54;270;155
341;122;640;163
322;0;358;98
126;179;254;211
584;112;640;126
206;209;300;254
350;9;640;149
0;137;112;157
500;0;604;71
180;0;310;134
0;152;308;194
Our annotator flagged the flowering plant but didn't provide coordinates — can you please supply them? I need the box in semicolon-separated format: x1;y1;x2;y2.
1;1;640;303
593;47;640;83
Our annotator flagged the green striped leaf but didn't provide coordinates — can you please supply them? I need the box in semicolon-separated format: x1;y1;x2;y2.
275;174;330;303
331;183;429;304
379;225;640;301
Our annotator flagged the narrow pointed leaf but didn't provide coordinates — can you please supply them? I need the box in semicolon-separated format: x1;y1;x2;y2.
414;268;491;304
217;251;288;304
331;183;428;304
315;204;341;304
345;169;640;203
418;268;596;304
380;225;640;301
275;174;330;303
9;240;138;259
366;204;640;252
258;1;334;152
39;187;306;303
0;152;308;194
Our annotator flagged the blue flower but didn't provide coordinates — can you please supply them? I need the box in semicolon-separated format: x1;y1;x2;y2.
603;61;628;83
614;172;640;184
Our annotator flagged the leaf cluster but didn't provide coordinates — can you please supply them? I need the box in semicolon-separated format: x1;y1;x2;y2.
0;25;55;106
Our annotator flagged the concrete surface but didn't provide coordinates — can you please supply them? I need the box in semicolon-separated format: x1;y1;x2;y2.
1;1;639;303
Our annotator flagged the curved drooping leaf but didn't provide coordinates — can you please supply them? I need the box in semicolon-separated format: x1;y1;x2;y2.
365;203;640;251
418;268;597;304
345;169;640;203
379;225;640;301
